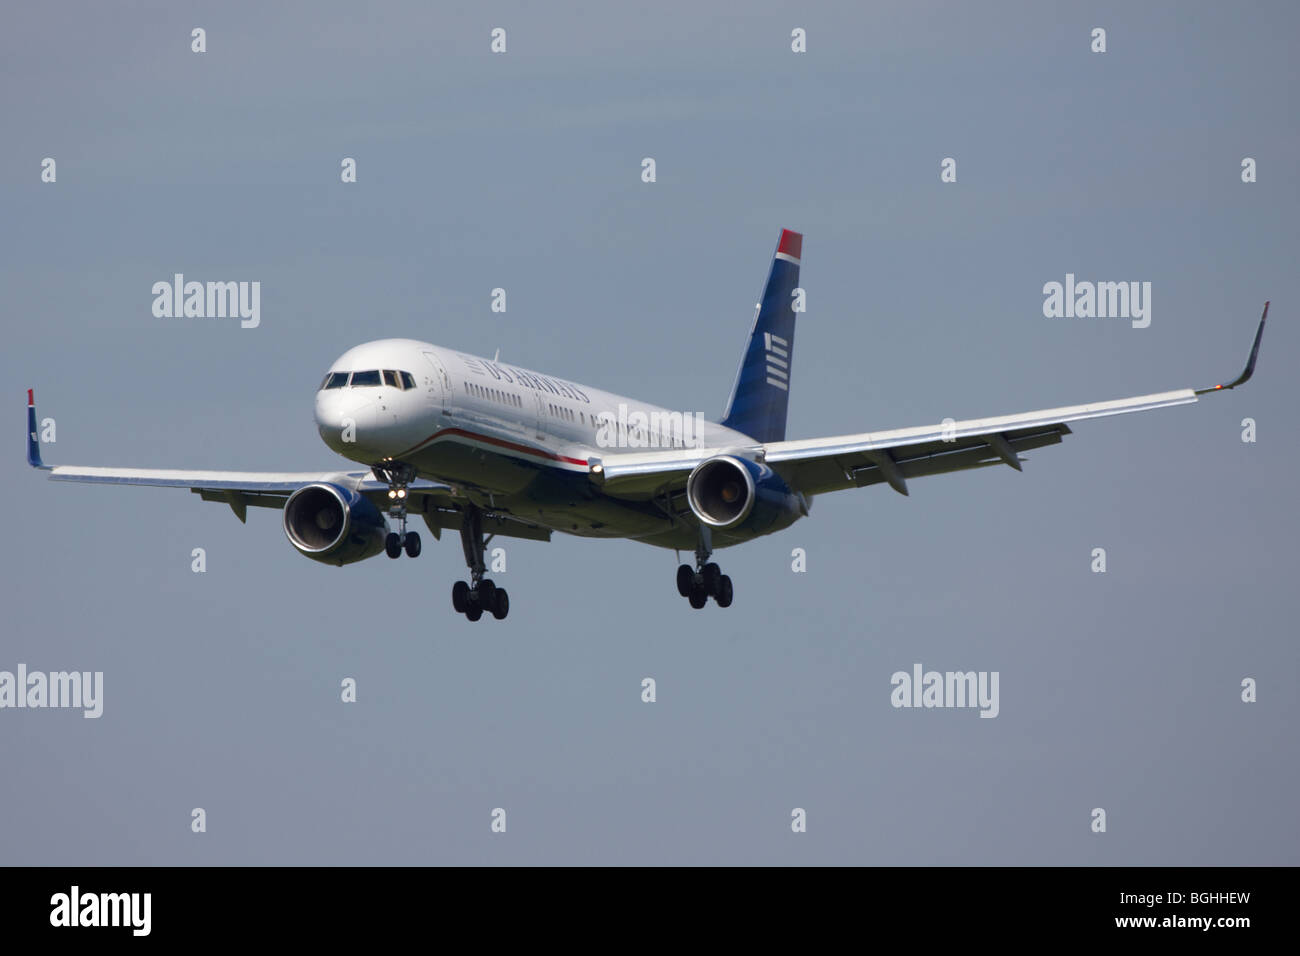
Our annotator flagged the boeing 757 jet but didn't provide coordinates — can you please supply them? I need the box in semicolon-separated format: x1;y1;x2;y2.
27;230;1268;620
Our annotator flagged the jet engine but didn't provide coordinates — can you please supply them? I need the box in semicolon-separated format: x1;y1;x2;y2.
685;455;803;535
283;482;387;566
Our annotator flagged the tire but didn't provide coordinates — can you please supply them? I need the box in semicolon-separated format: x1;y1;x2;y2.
688;585;708;609
477;579;497;607
676;564;695;597
715;574;733;608
465;604;483;622
492;588;509;620
385;532;402;559
403;531;421;558
702;562;722;595
452;580;470;613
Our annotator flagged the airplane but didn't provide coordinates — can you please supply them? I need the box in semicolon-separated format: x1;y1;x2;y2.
27;230;1269;621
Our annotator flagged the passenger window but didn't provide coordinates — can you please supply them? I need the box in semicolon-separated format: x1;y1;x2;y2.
351;370;381;387
323;371;349;389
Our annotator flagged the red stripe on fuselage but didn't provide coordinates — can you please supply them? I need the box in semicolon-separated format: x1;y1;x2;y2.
395;427;588;467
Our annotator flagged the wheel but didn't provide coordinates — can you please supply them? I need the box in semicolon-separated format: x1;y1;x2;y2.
688;584;708;609
477;579;497;607
676;564;695;597
492;588;509;620
465;603;483;622
715;574;733;608
451;580;470;613
385;532;402;558
702;562;722;595
403;531;421;558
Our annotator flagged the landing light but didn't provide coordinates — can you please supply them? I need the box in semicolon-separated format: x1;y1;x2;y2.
388;490;397;499
397;489;407;499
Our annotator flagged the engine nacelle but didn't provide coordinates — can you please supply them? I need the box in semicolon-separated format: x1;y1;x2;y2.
685;455;802;535
283;482;387;566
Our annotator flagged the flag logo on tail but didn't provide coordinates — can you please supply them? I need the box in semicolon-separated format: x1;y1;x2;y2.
764;333;789;390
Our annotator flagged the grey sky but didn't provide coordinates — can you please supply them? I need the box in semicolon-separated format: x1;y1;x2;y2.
1;1;1296;864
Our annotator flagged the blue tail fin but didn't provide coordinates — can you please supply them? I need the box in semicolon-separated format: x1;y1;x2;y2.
720;229;801;442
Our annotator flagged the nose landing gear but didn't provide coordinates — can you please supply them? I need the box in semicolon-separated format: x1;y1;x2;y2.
374;462;421;559
675;526;733;609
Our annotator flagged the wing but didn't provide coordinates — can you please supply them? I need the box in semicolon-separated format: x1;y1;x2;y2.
24;391;551;542
594;302;1269;498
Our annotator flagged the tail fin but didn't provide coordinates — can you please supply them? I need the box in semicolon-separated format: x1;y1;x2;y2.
27;389;49;469
719;228;801;442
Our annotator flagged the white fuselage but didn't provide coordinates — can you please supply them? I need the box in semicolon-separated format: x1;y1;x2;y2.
313;338;754;545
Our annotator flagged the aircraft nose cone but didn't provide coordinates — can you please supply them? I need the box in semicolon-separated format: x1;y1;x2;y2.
315;390;378;455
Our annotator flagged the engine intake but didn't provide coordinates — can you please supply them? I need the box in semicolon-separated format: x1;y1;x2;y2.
687;456;757;528
685;455;802;535
283;482;387;566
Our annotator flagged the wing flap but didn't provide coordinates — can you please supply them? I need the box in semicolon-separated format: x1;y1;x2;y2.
421;508;552;542
790;424;1070;496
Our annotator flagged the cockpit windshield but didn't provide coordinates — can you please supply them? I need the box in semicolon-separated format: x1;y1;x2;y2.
319;369;417;391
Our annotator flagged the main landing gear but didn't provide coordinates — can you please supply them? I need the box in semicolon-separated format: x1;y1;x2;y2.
676;526;733;609
374;463;422;559
451;503;509;622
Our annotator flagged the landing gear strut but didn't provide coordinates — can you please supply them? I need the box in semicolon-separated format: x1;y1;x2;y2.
676;525;733;609
451;503;509;621
374;463;421;559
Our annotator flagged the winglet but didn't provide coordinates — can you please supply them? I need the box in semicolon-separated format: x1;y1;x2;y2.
1196;301;1269;395
26;389;49;470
